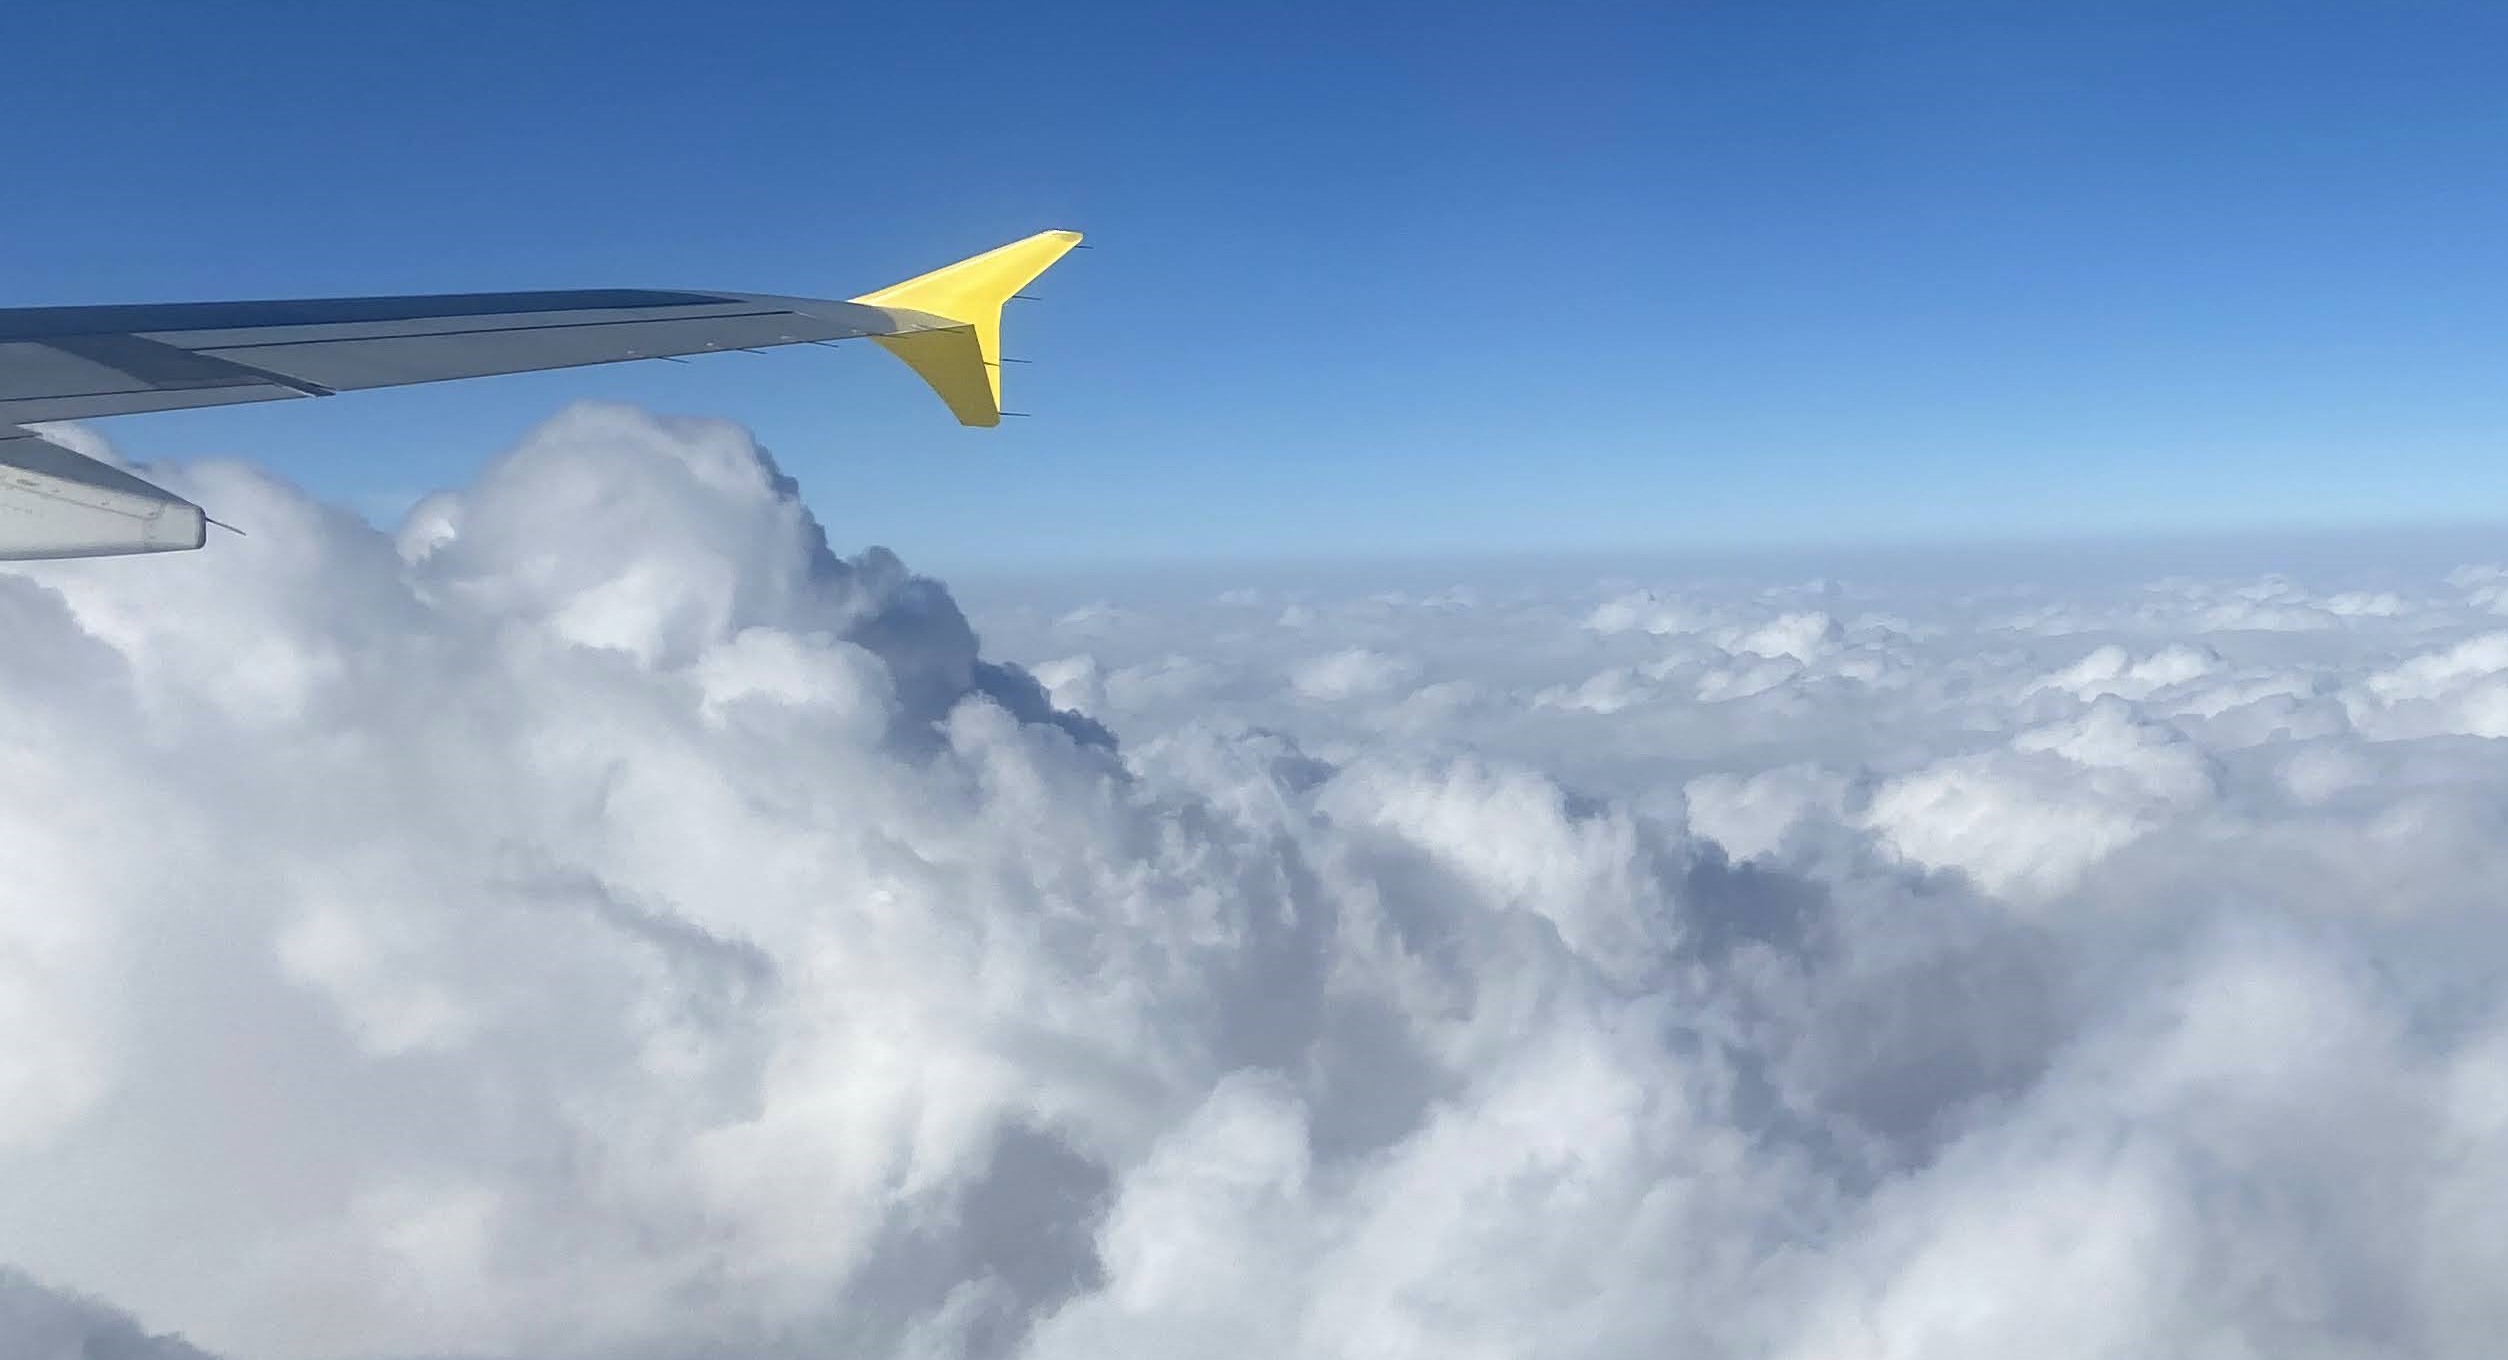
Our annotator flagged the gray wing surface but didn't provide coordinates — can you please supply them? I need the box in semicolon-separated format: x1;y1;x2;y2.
0;289;944;427
0;288;955;561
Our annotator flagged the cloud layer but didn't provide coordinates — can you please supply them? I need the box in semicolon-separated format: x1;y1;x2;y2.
9;408;2508;1358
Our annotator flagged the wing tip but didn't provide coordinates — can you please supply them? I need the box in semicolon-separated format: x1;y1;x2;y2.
852;229;1084;426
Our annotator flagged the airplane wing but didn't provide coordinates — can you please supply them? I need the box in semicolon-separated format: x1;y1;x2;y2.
0;229;1081;560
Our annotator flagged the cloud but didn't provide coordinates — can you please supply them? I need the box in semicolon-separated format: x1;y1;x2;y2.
1723;610;1842;663
2347;633;2508;738
1584;588;1701;636
0;1269;222;1360
1860;699;2220;901
1683;764;1853;862
2030;642;2223;701
1288;647;1419;702
12;409;2508;1358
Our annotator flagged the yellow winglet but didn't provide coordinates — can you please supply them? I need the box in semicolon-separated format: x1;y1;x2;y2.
850;229;1083;427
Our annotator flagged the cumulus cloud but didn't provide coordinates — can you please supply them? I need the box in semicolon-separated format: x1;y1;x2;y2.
1861;699;2219;902
1723;610;1842;663
2030;642;2223;701
11;408;2508;1359
1287;647;1419;702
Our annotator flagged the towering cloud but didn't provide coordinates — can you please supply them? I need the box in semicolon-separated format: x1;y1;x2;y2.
5;407;2508;1358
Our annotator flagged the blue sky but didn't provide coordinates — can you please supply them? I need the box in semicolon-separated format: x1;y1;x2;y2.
11;0;2508;570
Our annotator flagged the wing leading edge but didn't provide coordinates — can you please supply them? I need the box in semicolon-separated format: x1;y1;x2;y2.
0;228;1082;560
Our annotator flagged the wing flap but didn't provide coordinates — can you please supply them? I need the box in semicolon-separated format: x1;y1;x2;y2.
0;433;204;560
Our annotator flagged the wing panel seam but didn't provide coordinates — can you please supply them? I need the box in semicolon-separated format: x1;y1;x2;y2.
190;308;809;354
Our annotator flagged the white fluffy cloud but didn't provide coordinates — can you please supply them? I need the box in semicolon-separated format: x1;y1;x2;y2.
1288;647;1419;702
9;408;2508;1358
